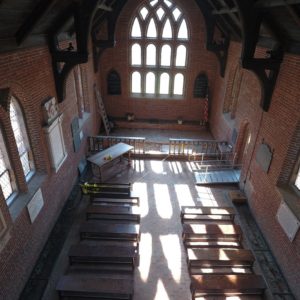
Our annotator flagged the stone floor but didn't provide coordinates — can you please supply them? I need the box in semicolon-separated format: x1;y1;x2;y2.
23;128;293;300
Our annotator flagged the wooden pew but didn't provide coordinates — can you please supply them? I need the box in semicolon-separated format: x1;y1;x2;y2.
86;205;140;223
182;224;243;242
91;196;140;206
190;274;266;299
187;248;255;269
68;244;138;272
181;206;235;223
56;274;133;299
79;221;140;243
81;182;132;196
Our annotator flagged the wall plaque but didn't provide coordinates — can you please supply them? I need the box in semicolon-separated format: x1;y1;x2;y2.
42;97;59;125
256;142;273;172
27;188;44;223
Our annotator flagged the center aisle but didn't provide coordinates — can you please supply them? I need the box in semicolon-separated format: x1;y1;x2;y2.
114;159;232;300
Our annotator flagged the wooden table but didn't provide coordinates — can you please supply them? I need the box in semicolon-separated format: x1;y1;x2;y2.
87;142;134;180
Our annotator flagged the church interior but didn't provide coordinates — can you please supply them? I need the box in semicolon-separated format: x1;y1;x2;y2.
0;0;300;299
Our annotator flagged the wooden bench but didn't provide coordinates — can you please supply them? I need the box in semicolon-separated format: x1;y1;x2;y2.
183;224;243;242
184;239;242;249
56;274;133;299
190;274;266;299
86;205;140;223
82;182;132;197
91;196;140;206
181;206;235;223
187;248;255;268
68;244;138;271
79;221;140;243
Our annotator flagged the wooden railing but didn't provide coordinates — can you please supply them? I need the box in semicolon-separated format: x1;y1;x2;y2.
88;136;145;154
168;138;224;157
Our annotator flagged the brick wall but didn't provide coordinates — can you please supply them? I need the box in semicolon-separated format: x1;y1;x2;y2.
0;42;99;299
210;41;300;298
98;0;218;123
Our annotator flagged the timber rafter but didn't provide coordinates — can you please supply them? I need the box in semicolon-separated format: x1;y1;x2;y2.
195;0;230;77
48;0;99;102
92;0;127;72
233;0;283;112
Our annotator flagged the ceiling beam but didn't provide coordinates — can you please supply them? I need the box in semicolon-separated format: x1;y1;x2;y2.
285;5;300;26
255;0;300;8
233;0;283;112
15;0;58;45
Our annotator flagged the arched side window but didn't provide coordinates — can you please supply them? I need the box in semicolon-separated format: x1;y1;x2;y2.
107;70;121;95
129;0;189;98
194;73;208;98
0;128;15;200
9;97;34;178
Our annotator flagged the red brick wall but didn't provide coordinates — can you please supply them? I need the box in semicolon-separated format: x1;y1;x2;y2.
210;41;300;298
0;42;99;299
98;0;218;123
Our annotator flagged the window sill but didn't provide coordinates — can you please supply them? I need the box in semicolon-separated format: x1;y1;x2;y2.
8;172;47;222
130;93;184;100
277;185;300;222
222;112;236;129
78;112;91;130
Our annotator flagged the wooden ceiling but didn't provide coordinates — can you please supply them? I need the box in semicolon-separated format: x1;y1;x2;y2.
0;0;299;54
0;0;299;107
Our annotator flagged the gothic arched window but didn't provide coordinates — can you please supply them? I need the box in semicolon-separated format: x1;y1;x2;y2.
130;0;189;97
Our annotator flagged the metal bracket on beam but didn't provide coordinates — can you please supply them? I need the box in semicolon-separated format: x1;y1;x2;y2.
234;1;283;112
48;0;99;102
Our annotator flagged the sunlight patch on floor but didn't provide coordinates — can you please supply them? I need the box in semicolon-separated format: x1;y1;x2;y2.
154;279;170;300
138;232;152;282
159;234;182;283
195;186;218;206
154;184;173;219
133;182;149;217
151;161;166;174
132;159;145;172
174;184;194;207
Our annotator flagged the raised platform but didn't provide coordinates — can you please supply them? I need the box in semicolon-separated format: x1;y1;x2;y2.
113;118;206;132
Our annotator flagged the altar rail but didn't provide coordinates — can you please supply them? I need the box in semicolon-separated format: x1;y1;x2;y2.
169;138;223;157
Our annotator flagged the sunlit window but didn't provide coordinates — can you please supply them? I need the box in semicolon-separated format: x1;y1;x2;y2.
130;0;189;97
147;18;157;38
175;45;186;66
146;72;156;93
146;44;156;65
295;165;300;190
131;18;141;37
0;129;14;200
160;73;170;94
131;44;141;65
140;7;149;19
161;44;171;66
178;19;188;39
132;72;141;93
156;7;165;20
162;19;172;38
10;97;34;178
174;73;184;95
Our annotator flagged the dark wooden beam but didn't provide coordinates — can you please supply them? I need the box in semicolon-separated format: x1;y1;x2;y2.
49;0;100;102
15;0;58;45
255;0;300;8
195;0;230;77
92;0;127;72
286;5;300;26
233;0;283;112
